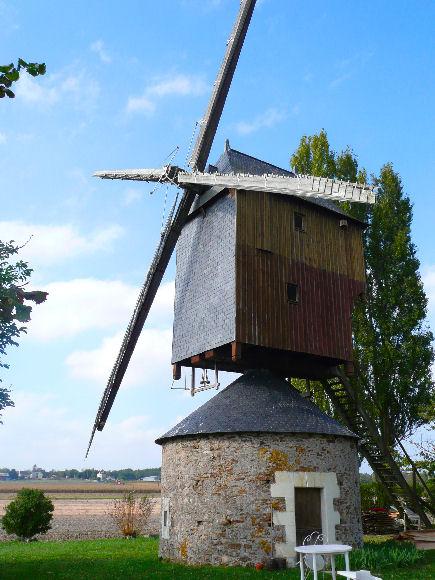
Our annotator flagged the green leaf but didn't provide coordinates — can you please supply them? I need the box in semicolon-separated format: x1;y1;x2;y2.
22;290;48;304
26;63;41;77
5;69;19;82
0;64;14;73
0;76;12;87
14;304;32;322
4;88;15;98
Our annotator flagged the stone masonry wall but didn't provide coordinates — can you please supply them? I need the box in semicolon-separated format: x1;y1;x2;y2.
159;432;362;567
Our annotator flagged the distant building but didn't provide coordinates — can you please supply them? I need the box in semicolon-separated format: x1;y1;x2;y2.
0;472;9;481
141;475;160;482
18;470;31;479
29;465;44;480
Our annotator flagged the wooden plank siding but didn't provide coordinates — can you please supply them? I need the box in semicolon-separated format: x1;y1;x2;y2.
235;189;365;363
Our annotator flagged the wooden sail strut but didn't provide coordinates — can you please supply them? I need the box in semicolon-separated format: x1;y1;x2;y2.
86;0;258;456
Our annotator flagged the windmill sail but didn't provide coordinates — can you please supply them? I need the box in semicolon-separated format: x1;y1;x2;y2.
189;0;257;171
94;166;377;204
86;0;258;456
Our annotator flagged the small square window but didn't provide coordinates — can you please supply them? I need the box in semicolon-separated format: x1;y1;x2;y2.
287;283;299;304
294;212;304;231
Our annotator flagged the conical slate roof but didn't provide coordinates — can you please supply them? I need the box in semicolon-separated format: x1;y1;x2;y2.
156;370;357;444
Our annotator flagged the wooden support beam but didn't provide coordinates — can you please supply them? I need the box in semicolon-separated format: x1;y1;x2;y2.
231;341;242;362
191;354;202;365
344;361;355;376
204;350;216;360
172;363;181;381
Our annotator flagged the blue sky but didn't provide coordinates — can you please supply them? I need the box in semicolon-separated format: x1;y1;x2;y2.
1;0;434;470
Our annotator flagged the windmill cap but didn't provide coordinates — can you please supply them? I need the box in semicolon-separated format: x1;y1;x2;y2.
155;369;357;444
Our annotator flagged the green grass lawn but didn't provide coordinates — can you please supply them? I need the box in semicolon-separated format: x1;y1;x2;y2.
0;537;433;579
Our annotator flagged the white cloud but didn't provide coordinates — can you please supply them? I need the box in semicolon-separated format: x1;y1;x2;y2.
27;279;174;341
66;327;173;388
89;415;163;467
0;132;35;145
14;74;58;105
329;72;352;89
126;94;156;115
90;39;111;63
0;391;162;469
148;75;208;98
328;51;374;89
14;69;100;110
0;221;123;268
126;73;208;115
235;107;287;135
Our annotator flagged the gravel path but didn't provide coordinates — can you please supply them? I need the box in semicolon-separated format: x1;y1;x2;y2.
0;498;161;541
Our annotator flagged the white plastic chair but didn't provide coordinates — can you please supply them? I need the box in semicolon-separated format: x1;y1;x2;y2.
403;507;421;530
337;571;382;580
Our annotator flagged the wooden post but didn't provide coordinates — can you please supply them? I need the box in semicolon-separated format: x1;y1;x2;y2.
172;363;181;381
231;342;242;362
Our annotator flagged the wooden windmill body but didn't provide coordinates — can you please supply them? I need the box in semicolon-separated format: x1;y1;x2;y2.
172;142;366;381
88;0;433;554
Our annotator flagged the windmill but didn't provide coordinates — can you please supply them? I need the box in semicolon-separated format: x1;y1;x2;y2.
87;0;433;542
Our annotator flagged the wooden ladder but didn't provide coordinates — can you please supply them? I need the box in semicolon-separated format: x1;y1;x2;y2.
321;371;434;528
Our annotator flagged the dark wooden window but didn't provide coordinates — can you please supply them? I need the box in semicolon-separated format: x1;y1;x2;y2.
287;283;299;304
294;212;305;231
295;487;322;546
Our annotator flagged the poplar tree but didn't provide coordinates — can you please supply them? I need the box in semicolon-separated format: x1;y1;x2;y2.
290;131;434;446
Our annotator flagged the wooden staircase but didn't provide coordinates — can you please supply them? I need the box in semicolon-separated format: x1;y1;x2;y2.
321;370;434;528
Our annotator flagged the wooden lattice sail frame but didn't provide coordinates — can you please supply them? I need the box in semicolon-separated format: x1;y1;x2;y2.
94;166;377;204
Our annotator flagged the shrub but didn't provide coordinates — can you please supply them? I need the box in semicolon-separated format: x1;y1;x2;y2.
360;481;392;510
1;488;54;541
108;491;155;538
336;539;424;570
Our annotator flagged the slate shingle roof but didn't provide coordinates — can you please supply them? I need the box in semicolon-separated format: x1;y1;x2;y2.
155;370;357;444
209;140;296;177
207;140;352;220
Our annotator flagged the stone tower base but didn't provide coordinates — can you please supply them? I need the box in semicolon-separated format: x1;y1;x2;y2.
155;371;363;568
159;432;362;567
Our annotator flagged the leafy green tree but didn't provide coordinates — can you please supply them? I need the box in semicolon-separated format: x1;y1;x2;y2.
0;59;46;99
352;163;434;446
79;468;99;480
0;240;48;421
290;131;434;448
0;386;14;424
291;129;336;177
65;469;80;479
1;488;54;540
8;468;18;480
0;61;47;420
